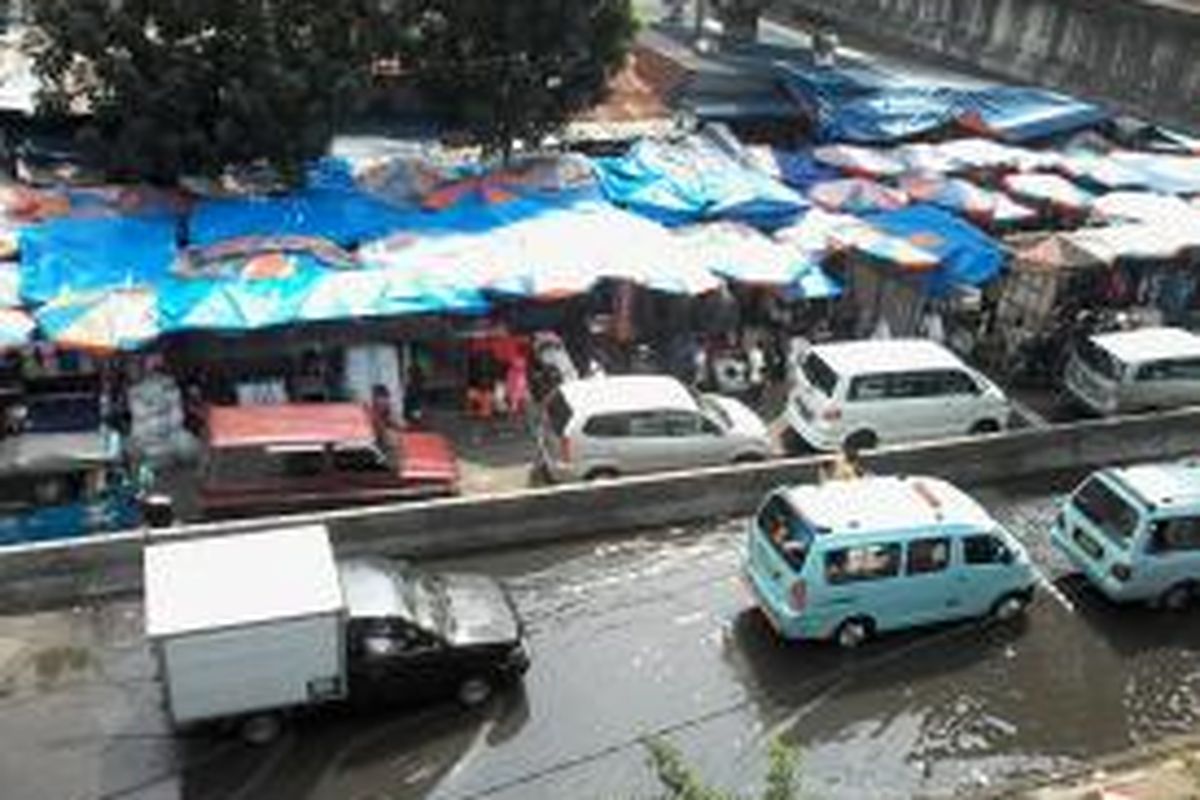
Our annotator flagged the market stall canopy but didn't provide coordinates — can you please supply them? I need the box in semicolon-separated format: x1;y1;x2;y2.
781;266;843;300
18;215;178;304
157;264;321;333
1005;232;1105;271
1002;172;1095;213
774;208;865;257
35;288;159;351
1058;152;1155;191
808;178;908;214
891;142;962;175
812;145;906;178
828;219;941;270
0;307;33;350
1069;223;1200;264
862;204;1007;296
1091;192;1200;225
0;263;18;307
592;136;808;228
675;222;822;286
898;175;995;222
957;86;1107;143
1105;152;1200;195
743;147;841;191
935;138;1061;174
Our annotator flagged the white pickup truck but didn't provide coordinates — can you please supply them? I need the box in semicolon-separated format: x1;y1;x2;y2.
144;524;528;743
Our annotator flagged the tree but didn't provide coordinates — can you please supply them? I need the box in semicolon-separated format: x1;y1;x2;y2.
29;0;400;185
643;736;804;800
399;0;637;161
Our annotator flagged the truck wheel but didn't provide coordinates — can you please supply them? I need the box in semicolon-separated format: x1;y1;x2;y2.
833;618;872;649
458;676;494;708
1159;582;1194;612
991;592;1029;622
240;713;282;746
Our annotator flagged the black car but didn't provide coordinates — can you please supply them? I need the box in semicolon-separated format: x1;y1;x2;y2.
338;557;529;709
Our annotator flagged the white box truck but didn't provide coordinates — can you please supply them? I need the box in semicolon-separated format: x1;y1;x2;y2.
145;524;529;743
145;524;347;743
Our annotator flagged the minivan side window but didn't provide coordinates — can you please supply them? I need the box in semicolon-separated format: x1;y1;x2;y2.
758;495;809;569
1137;358;1200;382
963;534;1010;565
628;412;672;437
907;537;951;574
663;411;702;437
1149;516;1200;552
939;370;982;395
825;543;902;584
848;374;887;401
583;413;630;437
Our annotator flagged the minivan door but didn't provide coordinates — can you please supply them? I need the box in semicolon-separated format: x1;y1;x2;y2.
958;533;1020;616
901;536;960;624
1140;515;1200;599
1132;359;1200;410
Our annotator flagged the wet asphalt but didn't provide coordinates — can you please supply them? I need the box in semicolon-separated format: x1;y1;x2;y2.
3;470;1200;800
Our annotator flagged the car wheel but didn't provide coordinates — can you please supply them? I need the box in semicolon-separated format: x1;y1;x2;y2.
457;676;494;708
584;468;619;481
991;592;1029;623
240;713;283;746
833;618;871;649
733;452;767;465
843;430;877;454
1159;582;1195;612
971;419;1001;435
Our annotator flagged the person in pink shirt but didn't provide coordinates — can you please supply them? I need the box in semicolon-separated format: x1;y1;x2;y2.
506;352;530;420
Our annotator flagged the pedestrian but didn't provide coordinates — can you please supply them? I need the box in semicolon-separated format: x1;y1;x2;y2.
404;359;425;424
506;352;530;421
746;333;766;406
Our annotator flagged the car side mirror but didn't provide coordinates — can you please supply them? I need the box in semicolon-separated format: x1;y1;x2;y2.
998;546;1015;565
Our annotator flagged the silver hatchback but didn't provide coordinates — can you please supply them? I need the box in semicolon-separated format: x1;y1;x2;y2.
536;375;772;482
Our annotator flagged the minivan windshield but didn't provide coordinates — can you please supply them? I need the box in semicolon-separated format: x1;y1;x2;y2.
757;496;814;570
801;352;839;396
1077;338;1124;381
694;392;732;430
1073;475;1141;548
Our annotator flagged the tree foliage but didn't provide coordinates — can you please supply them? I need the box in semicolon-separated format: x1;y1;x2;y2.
29;0;397;184
401;0;637;160
642;737;803;800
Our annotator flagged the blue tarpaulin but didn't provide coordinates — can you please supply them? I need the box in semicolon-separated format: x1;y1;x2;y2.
593;137;808;229
746;148;841;192
863;204;1006;296
19;216;178;304
960;86;1107;143
189;188;412;248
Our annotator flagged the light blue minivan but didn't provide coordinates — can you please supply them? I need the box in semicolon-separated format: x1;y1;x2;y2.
1050;460;1200;609
744;475;1036;647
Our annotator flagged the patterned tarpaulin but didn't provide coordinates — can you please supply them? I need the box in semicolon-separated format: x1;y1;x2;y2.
1091;192;1200;225
828;221;941;270
1058;152;1153;191
1070;223;1200;264
0;307;33;349
774;208;866;258
899;175;995;220
35;288;158;351
812;145;907;178
675;222;822;286
808;178;908;214
1002;173;1094;212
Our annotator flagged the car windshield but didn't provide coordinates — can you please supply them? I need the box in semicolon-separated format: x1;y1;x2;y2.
692;391;732;430
1077;339;1123;381
392;569;452;636
801;352;839;396
1073;475;1141;548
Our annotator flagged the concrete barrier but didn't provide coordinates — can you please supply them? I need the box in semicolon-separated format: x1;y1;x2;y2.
775;0;1200;133
1;406;1197;610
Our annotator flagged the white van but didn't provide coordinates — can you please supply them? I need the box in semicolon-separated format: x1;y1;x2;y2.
536;375;771;482
1050;460;1200;609
1064;327;1200;415
744;475;1035;647
786;339;1010;452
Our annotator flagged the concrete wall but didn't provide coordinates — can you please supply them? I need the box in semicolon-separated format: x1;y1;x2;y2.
2;406;1198;610
776;0;1200;133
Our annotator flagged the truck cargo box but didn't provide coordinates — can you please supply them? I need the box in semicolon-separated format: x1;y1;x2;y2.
144;524;347;726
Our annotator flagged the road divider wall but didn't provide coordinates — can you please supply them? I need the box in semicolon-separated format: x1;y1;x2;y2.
1;407;1197;610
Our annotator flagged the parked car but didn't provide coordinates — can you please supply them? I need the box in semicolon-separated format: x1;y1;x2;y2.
197;403;459;519
535;374;772;482
743;474;1035;647
1050;460;1200;609
786;338;1010;452
145;524;528;744
1063;327;1200;415
0;430;147;545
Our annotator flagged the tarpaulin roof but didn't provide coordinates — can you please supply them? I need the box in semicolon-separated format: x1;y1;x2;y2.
863;204;1007;296
1069;222;1200;264
18;215;178;304
1092;192;1200;225
35;288;159;351
592;137;808;229
813;144;907;178
1106;152;1200;195
774;207;865;258
808;178;908;214
958;86;1107;142
1003;172;1095;212
675;222;821;286
743;147;841;192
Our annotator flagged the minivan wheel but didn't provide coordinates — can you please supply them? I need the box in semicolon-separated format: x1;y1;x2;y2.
733;452;767;465
584;468;619;482
971;419;1001;435
457;676;494;708
240;713;283;746
834;618;871;649
844;430;877;454
991;592;1029;623
1159;583;1195;612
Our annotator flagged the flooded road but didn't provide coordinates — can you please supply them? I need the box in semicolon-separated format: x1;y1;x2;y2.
3;472;1200;799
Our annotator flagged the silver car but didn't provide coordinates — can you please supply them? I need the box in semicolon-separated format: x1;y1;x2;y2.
536;375;772;482
1065;327;1200;415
